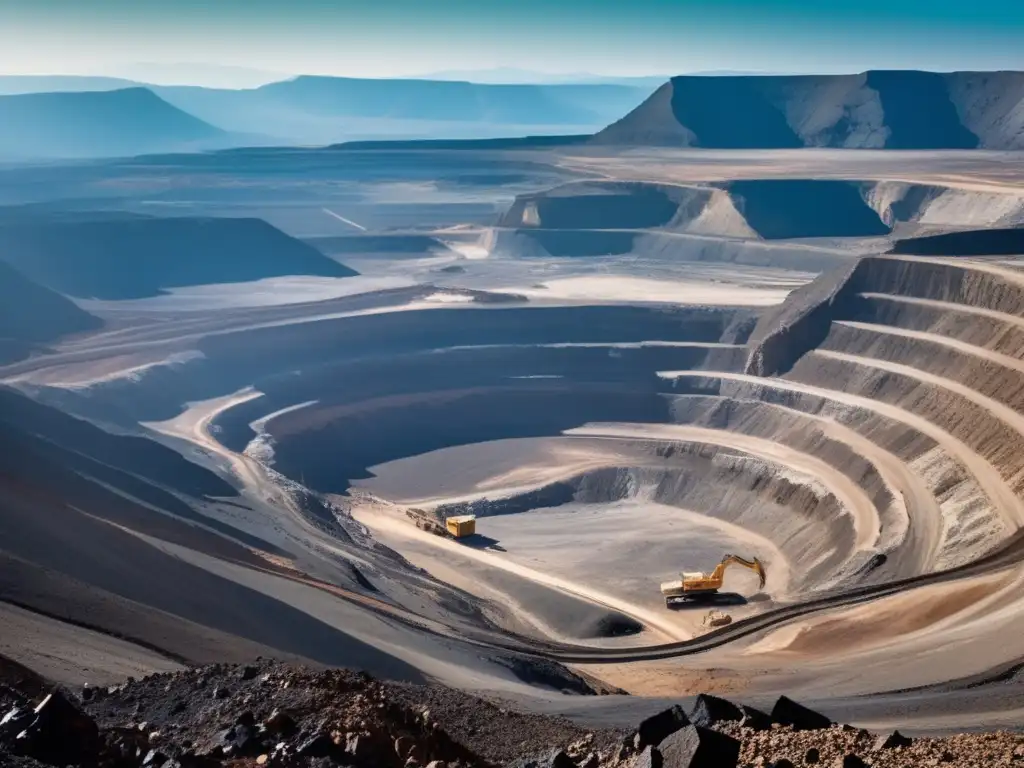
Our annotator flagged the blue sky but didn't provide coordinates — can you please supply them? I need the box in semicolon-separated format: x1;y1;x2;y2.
1;0;1022;81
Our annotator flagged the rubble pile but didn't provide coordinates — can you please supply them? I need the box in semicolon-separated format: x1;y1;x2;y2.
2;662;1022;768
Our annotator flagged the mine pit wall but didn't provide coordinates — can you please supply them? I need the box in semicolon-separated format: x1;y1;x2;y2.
746;254;1024;378
35;304;752;431
435;449;857;597
745;258;864;377
666;394;909;574
745;254;1024;566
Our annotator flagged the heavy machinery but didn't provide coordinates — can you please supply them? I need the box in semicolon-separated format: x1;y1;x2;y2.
660;554;767;606
445;514;476;538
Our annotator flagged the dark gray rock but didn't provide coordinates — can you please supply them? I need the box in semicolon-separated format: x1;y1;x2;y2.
873;729;913;750
0;705;32;738
508;749;577;768
688;694;743;728
263;708;297;737
834;755;867;768
805;746;820;763
738;704;773;731
296;733;334;758
770;696;832;731
635;745;663;768
637;705;691;748
545;749;575;768
10;690;100;766
239;665;258;681
143;749;171;767
771;760;796;768
658;724;740;768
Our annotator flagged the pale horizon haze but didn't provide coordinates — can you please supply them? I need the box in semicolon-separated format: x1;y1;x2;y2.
1;0;1023;86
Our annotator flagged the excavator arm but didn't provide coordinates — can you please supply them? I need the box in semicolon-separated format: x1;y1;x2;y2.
661;553;767;602
711;554;767;589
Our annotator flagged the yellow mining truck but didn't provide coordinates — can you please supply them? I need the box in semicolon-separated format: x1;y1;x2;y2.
660;554;767;606
445;514;476;539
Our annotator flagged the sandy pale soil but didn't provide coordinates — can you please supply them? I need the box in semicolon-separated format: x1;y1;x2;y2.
353;436;785;643
506;275;791;306
566;423;880;551
0;602;184;686
355;436;648;505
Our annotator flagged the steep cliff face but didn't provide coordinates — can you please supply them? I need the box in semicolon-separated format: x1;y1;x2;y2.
744;259;864;377
593;70;1024;149
498;179;891;241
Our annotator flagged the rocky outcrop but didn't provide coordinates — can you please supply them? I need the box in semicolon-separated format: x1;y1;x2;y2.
1;660;1015;768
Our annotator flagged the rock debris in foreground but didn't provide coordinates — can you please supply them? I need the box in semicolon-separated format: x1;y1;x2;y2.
2;660;1023;767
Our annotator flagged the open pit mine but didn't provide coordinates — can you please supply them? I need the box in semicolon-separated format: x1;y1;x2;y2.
3;71;1024;768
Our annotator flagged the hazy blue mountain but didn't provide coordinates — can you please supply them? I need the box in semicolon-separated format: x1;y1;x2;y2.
0;75;142;95
154;76;655;145
418;68;671;87
0;88;232;159
0;215;358;299
109;62;290;89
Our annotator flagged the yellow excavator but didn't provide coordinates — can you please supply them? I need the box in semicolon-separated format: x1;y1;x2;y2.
661;554;767;606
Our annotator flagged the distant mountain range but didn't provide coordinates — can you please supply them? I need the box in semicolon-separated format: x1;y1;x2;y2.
0;74;655;158
595;70;1024;149
151;76;654;145
0;75;142;95
0;88;233;158
1;70;1024;159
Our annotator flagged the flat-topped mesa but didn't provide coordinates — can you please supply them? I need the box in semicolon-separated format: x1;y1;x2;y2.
593;70;1024;149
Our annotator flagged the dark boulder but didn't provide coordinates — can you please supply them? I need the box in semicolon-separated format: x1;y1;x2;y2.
873;729;913;750
738;704;773;731
239;665;259;681
509;749;577;768
835;755;867;768
143;749;171;766
770;696;832;731
688;694;743;728
543;749;576;768
10;690;100;766
219;722;263;757
637;705;691;748
263;708;297;737
0;705;33;738
297;733;335;758
635;745;663;768
771;760;796;768
658;724;740;768
805;746;820;763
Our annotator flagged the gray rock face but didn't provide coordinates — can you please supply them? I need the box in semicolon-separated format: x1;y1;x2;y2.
657;724;740;768
687;694;743;729
635;745;663;768
636;706;691;749
873;729;913;750
769;696;833;732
